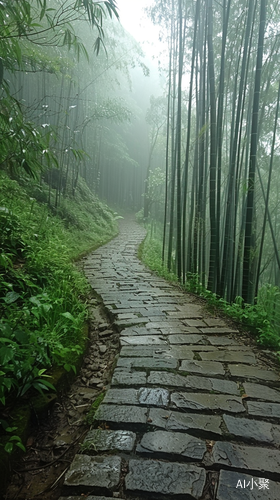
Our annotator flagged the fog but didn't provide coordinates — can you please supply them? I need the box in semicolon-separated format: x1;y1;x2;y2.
1;4;280;494
1;0;280;304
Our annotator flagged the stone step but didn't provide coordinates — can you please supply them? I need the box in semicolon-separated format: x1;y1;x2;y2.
229;364;279;382
82;429;136;453
223;414;280;445
211;441;280;479
136;430;207;460
125;458;206;498
94;403;224;437
147;371;240;395
170;391;245;413
217;470;279;500
63;455;121;494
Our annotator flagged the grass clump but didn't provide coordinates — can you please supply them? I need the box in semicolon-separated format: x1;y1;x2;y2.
138;234;178;283
86;392;106;425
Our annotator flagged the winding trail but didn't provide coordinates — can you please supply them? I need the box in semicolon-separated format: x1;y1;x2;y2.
60;216;280;500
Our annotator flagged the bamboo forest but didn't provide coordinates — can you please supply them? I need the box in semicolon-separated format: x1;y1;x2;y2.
1;0;280;498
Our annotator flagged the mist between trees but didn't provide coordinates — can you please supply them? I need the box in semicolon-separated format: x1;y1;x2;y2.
143;0;280;331
0;0;154;212
1;0;280;341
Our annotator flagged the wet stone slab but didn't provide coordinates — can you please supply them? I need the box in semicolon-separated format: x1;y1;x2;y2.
120;346;174;358
116;357;178;370
111;370;147;386
172;345;216;353
247;401;280;418
148;408;223;436
148;371;239;395
223;414;280;445
140;307;167;317
211;441;280;475
117;312;140;320
167;311;203;319
154;296;182;303
64;455;121;489
179;360;225;376
115;318;148;329
218;345;253;351
159;303;179;311
203;318;228;327
167;346;195;359
103;388;139;405
167;327;201;335
125;458;206;498
119;345;205;359
110;307;140;314
160;326;196;334
168;334;206;345
216;470;279;500
146;315;168;322
184;319;207;327
171;392;245;413
138;387;170;406
120;335;168;346
146;321;186;330
82;429;136;452
116;357;136;368
207;336;240;346
137;430;207;460
120;326;160;336
229;364;279;382
147;371;197;389
243;382;280;402
169;304;203;317
94;404;147;425
200;327;239;334
200;350;256;364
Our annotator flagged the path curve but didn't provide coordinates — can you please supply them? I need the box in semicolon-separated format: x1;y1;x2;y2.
60;215;280;500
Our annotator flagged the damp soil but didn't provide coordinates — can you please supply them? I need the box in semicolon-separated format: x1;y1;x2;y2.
4;295;120;500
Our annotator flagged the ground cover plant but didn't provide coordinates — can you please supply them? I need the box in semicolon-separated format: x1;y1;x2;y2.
0;171;117;453
140;228;280;355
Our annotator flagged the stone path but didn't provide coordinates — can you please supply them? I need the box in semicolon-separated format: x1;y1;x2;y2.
59;216;280;500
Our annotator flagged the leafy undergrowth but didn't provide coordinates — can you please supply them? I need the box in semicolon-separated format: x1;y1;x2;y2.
138;236;178;283
85;392;106;426
0;171;118;452
140;231;280;356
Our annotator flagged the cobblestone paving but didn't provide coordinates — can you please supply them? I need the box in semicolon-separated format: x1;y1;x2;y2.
60;217;280;500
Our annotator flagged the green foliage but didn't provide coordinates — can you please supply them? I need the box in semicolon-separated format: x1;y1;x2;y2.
139;234;178;283
0;0;121;183
182;276;280;350
255;285;280;348
0;420;26;454
0;90;58;178
141;231;280;353
0;172;117;453
0;0;119;74
182;277;280;351
86;392;106;425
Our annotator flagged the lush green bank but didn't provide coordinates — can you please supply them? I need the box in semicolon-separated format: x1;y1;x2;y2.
0;171;118;453
139;230;280;356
